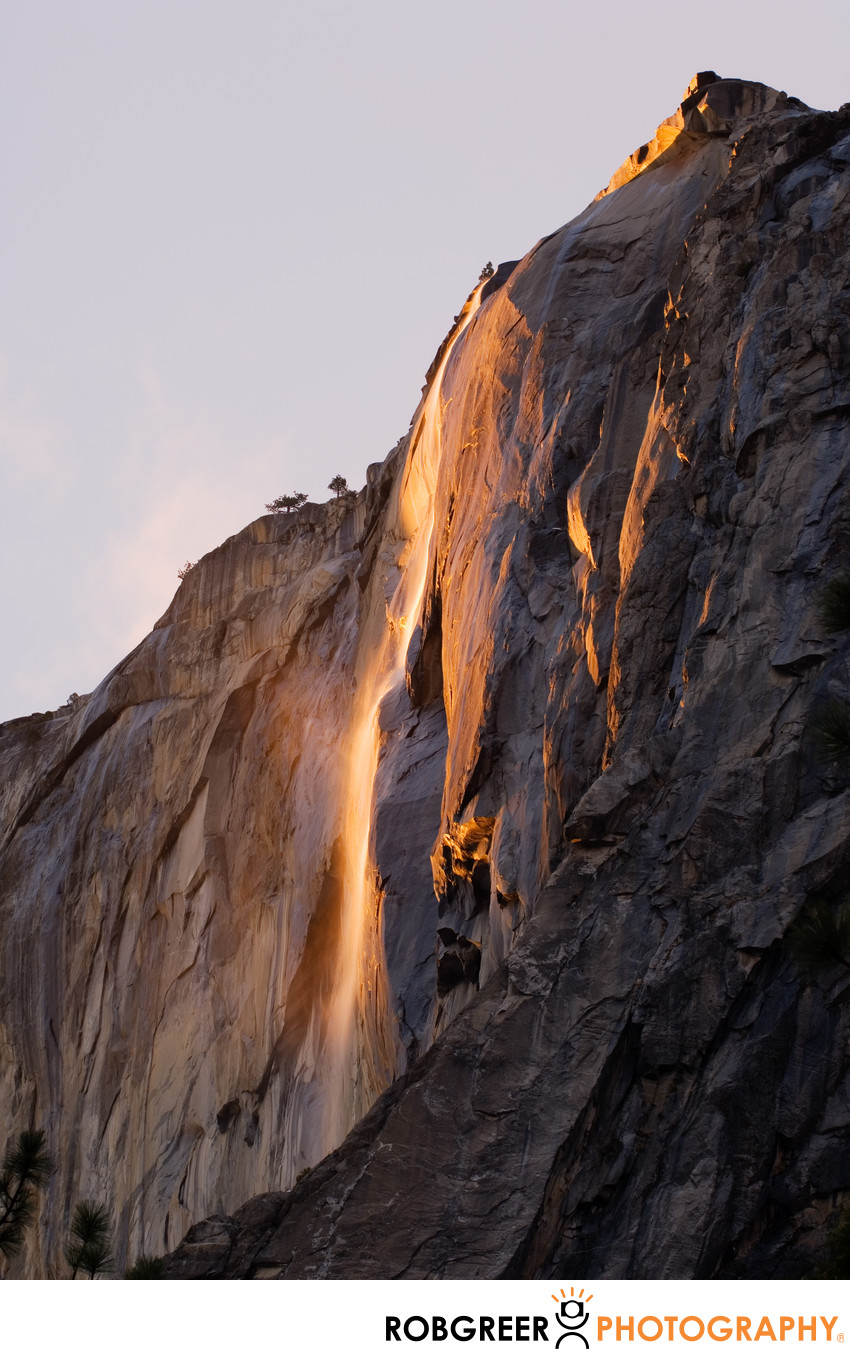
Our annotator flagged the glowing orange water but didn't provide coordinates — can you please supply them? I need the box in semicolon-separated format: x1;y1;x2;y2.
319;285;485;1146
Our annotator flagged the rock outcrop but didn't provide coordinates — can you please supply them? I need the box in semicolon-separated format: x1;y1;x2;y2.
2;73;849;1279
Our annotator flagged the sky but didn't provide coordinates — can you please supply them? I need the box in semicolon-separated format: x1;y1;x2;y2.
1;0;847;722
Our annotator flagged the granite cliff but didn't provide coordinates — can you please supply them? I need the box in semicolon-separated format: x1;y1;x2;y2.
1;73;849;1279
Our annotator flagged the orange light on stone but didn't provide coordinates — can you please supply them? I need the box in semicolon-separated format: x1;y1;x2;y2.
321;284;485;1135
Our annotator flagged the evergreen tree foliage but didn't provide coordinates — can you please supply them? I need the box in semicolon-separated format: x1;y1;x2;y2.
810;697;850;762
265;492;308;514
65;1199;114;1279
479;261;495;281
819;576;850;633
124;1252;166;1278
0;1129;55;1261
328;475;348;498
820;1206;850;1279
787;899;850;976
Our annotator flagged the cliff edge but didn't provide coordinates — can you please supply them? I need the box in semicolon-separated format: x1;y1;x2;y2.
2;73;849;1278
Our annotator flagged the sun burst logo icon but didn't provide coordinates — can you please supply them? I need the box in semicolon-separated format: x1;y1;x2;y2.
551;1286;593;1349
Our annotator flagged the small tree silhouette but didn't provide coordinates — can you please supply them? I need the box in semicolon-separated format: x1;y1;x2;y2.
818;1206;850;1278
479;261;495;281
65;1200;114;1279
125;1252;166;1278
0;1129;55;1263
177;561;196;580
328;475;349;498
810;698;850;762
266;492;308;515
819;577;850;633
809;575;850;762
787;899;850;976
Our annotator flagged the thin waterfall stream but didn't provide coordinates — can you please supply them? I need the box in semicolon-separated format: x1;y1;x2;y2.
301;284;484;1165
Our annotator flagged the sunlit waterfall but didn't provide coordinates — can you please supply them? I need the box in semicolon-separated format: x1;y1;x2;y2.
284;285;483;1170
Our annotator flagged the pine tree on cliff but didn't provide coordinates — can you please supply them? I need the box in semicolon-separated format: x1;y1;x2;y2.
328;474;348;498
0;1129;55;1263
266;492;308;514
790;573;850;977
124;1252;166;1278
810;574;850;761
65;1200;114;1279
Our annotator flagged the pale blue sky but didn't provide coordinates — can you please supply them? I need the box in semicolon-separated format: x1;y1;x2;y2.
1;0;847;720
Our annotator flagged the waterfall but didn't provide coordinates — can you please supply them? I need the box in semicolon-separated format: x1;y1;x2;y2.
276;285;483;1179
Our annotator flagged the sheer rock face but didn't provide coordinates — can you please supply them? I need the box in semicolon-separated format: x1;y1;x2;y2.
3;76;850;1279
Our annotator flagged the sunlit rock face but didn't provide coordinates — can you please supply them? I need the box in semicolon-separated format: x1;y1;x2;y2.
3;74;850;1279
